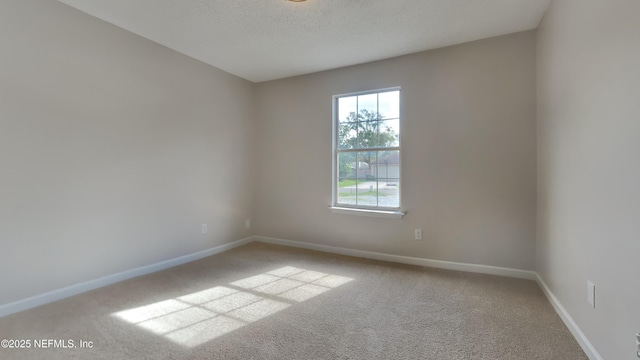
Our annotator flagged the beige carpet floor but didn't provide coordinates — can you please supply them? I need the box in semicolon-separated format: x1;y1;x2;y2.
0;242;587;360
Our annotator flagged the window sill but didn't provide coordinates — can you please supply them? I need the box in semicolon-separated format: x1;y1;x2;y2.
329;206;405;219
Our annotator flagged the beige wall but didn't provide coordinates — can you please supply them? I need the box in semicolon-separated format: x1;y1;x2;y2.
537;0;640;358
255;31;537;270
0;0;255;305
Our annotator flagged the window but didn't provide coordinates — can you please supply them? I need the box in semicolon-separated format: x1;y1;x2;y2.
332;88;401;211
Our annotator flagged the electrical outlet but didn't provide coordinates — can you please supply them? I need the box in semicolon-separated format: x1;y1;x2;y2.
245;219;251;229
201;224;207;234
414;228;423;240
587;281;595;308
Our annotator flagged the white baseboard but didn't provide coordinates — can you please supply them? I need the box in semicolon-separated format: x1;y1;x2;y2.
535;274;603;360
0;237;253;318
255;236;537;280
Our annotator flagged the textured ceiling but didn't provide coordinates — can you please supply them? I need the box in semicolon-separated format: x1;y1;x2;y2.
57;0;551;82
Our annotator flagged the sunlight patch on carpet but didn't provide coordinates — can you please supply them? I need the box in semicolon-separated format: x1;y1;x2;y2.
112;266;353;347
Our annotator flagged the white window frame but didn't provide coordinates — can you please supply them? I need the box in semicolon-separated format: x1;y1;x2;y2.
330;87;404;218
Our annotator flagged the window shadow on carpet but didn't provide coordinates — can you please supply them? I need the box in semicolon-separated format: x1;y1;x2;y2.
111;266;353;347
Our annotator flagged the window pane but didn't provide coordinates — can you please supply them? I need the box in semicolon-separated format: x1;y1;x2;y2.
378;119;399;147
338;122;357;149
357;93;377;117
356;121;379;149
377;178;400;208
338;96;357;123
376;150;400;177
337;152;356;181
378;91;399;119
337;153;357;205
374;150;400;207
357;186;378;206
356;152;377;207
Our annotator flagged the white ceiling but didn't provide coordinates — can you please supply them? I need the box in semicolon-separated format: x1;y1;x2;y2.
57;0;551;83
